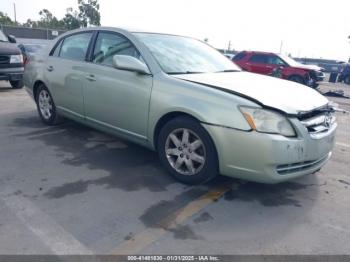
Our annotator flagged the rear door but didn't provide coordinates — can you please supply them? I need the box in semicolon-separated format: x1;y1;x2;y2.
45;32;93;119
81;31;153;139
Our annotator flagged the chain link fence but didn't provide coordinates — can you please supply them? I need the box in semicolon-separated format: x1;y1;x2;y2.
0;24;66;40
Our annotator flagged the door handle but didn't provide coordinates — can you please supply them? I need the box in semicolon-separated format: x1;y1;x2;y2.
86;74;96;81
47;66;54;72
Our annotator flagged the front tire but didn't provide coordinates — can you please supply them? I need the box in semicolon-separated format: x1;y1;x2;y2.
35;84;64;125
10;80;24;89
288;75;305;85
158;116;218;185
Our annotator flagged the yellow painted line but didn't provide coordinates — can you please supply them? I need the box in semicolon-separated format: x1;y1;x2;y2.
336;142;350;148
110;184;231;254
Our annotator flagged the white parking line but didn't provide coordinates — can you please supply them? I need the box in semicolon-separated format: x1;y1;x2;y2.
336;142;350;148
1;187;93;255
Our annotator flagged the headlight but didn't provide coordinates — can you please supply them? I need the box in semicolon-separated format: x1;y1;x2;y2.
10;54;23;64
240;106;296;137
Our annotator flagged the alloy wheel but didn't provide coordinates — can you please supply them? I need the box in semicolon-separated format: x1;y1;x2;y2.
38;90;53;120
165;128;206;176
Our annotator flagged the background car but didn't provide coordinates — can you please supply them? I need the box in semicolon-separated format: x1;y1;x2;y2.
338;64;350;85
233;51;325;88
18;43;47;66
0;30;24;89
294;57;346;74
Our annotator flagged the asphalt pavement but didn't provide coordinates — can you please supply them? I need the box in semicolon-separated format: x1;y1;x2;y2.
0;81;349;255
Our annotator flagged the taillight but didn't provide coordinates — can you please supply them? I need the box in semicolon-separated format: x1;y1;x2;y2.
23;57;28;67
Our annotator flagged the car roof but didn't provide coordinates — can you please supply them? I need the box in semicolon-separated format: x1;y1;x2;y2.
60;26;188;38
241;51;276;55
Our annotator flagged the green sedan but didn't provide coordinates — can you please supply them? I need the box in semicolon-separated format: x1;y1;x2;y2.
24;27;337;184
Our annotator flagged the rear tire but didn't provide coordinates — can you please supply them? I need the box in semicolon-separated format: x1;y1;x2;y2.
10;80;24;89
158;116;219;185
35;84;64;125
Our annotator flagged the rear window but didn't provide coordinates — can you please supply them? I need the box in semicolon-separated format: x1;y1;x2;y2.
249;54;268;64
59;32;92;61
233;52;246;61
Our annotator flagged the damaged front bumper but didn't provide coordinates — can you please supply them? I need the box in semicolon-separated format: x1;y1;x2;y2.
203;113;337;184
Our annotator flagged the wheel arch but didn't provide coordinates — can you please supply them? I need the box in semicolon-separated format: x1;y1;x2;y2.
152;111;202;151
33;80;47;101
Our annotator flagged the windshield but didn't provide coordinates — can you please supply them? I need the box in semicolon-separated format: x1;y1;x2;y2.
134;33;240;74
0;31;9;42
279;54;301;67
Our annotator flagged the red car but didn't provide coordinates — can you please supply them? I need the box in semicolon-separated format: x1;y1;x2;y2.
233;51;325;88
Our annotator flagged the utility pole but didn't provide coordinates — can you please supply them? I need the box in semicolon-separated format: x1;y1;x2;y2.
279;40;283;54
227;41;231;52
348;36;350;62
13;3;17;24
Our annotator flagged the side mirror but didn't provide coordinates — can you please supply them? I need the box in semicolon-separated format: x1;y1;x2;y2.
112;55;150;75
7;35;17;43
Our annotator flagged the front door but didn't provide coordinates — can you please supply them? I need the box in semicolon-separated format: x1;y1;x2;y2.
82;31;153;139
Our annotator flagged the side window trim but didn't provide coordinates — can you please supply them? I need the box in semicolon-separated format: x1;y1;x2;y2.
49;38;63;57
57;38;65;57
86;30;99;62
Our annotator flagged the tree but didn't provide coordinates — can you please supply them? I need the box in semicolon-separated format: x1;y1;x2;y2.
62;8;81;30
37;9;64;29
78;0;101;27
0;11;16;25
22;19;38;28
1;0;101;30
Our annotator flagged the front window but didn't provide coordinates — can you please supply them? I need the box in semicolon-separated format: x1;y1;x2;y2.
0;31;9;42
134;33;240;74
267;55;286;66
92;32;142;66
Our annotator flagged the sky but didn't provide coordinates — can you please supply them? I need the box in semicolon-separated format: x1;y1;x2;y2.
1;0;350;61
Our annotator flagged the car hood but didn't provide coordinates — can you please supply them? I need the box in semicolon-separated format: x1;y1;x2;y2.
294;63;323;71
0;42;21;55
174;71;328;115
